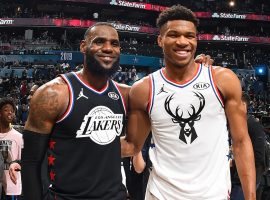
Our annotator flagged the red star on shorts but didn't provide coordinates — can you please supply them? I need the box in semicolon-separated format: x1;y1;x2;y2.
48;155;56;166
49;140;56;149
50;171;56;181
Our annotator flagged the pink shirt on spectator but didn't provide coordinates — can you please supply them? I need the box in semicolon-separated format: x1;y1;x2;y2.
0;128;23;195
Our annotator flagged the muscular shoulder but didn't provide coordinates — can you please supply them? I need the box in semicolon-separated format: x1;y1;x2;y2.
25;77;69;133
33;77;68;104
130;76;150;93
129;76;150;111
212;66;237;79
212;66;241;100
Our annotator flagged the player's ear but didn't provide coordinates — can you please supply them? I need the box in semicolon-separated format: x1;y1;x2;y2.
157;35;163;48
80;40;87;54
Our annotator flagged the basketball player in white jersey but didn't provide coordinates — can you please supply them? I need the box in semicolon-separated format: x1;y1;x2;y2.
122;5;256;200
12;21;211;200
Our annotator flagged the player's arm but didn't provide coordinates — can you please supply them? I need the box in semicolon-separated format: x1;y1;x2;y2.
214;67;256;200
22;77;69;200
121;77;151;157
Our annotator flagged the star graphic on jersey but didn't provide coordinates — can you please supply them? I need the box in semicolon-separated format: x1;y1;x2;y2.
226;153;232;161
48;155;56;166
50;171;56;181
49;140;56;149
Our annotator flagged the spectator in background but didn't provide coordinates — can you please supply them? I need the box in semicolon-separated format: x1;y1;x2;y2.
0;97;23;200
27;79;34;90
114;66;125;83
32;67;39;81
261;119;270;200
231;93;266;200
61;62;70;72
131;66;137;81
21;68;28;80
19;80;27;99
20;104;28;125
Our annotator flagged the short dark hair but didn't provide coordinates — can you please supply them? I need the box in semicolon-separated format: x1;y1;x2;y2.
84;22;116;39
0;97;16;111
242;93;251;106
156;4;199;30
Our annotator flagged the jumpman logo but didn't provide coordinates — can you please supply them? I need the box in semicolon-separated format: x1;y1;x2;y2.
157;84;168;95
77;88;88;100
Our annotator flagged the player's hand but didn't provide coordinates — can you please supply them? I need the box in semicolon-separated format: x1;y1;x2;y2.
9;162;21;185
195;54;214;66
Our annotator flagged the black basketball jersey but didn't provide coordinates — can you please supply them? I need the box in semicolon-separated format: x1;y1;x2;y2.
46;72;127;200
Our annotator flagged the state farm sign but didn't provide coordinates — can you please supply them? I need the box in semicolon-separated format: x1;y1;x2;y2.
111;23;140;32
0;19;14;25
212;12;246;19
110;0;146;9
213;35;249;42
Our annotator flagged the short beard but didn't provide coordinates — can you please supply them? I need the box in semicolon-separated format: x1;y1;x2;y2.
85;51;120;77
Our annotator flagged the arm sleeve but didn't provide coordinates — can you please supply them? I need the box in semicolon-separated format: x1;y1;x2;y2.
21;130;50;200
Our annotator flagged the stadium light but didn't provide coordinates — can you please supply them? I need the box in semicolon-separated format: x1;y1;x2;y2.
93;12;99;19
229;1;235;7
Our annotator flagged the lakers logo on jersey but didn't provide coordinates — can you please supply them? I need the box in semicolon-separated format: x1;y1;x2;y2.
76;106;123;145
164;92;205;144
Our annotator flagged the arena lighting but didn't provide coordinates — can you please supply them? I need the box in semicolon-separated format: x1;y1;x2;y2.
93;12;99;19
254;65;267;76
229;1;235;7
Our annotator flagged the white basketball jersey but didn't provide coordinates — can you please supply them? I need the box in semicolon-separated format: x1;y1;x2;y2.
147;64;231;200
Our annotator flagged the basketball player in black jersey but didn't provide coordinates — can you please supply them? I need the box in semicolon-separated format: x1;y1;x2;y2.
21;22;130;200
21;21;213;200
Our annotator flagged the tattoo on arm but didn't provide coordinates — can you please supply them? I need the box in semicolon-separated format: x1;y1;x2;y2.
29;90;60;130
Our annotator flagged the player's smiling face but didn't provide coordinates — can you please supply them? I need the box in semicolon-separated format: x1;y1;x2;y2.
81;25;120;76
158;20;197;69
